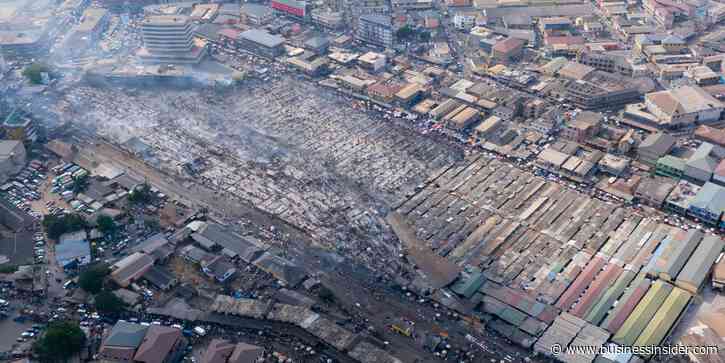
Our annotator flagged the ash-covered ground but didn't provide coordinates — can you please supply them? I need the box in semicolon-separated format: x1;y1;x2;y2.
52;76;462;260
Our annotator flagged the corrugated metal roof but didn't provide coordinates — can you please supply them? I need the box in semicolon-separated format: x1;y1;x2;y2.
556;256;606;311
601;274;650;333
585;270;636;325
653;230;703;280
612;280;673;346
571;263;623;319
676;235;725;293
632;287;691;352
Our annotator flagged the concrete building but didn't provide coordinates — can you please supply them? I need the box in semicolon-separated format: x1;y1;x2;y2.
391;0;433;9
110;252;155;288
241;4;274;26
358;51;386;72
356;14;394;48
56;231;91;269
3;109;37;143
60;7;109;58
564;70;640;110
638;132;676;165
644;86;724;130
491;37;525;63
560;111;602;143
656;155;685;179
237;29;285;59
311;9;344;29
139;15;205;64
199;339;264;363
453;13;476;31
635;175;677;207
688;182;725;226
684;142;723;184
0;141;26;182
271;0;307;17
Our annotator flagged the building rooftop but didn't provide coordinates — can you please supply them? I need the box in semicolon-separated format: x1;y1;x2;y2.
133;326;181;363
646;86;723;119
142;15;190;25
76;7;107;32
104;321;149;348
239;28;284;48
360;14;392;27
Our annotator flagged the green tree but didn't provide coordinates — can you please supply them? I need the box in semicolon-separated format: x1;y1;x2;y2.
419;30;431;42
22;62;50;84
396;25;415;40
43;214;87;239
318;285;335;303
78;264;109;294
96;215;117;235
0;264;17;274
33;321;86;362
128;183;153;205
94;291;125;315
72;174;89;193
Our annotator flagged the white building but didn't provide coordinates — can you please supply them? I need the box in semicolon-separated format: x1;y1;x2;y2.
0;141;26;183
644;85;724;130
453;13;476;31
138;15;205;64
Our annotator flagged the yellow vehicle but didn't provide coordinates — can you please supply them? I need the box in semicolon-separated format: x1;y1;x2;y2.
390;324;412;337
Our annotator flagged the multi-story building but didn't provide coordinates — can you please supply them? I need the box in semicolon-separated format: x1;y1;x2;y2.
356;14;394;48
0;141;26;183
138;15;205;64
655;155;685;178
237;29;285;59
241;4;274;26
560;111;602;143
60;7;109;58
688;182;725;226
391;0;433;9
271;0;307;18
311;9;344;29
564;71;640;110
643;86;724;130
453;13;476;31
638;132;676;165
2;109;37;143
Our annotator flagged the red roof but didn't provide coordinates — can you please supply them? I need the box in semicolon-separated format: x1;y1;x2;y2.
544;35;585;46
556;256;606;310
218;28;242;40
569;263;623;318
493;37;525;53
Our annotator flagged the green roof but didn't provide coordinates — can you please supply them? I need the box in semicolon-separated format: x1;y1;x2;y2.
498;306;527;326
632;287;690;353
451;268;486;298
656;155;685;171
612;279;673;346
585;270;636;325
3;109;29;127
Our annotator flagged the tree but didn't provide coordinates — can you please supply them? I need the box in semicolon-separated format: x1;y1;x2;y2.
395;25;415;40
33;321;85;362
78;264;109;294
318;285;335;303
128;183;153;205
22;62;50;84
43;214;87;239
96;215;117;235
0;264;17;274
72;174;89;193
419;30;431;42
94;291;125;315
